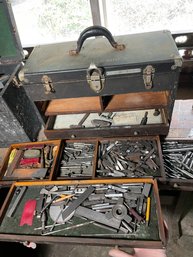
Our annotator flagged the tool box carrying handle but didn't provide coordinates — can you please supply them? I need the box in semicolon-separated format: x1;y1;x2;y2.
69;25;125;55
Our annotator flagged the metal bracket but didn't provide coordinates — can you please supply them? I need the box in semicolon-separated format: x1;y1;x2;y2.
41;75;55;94
171;56;183;70
87;63;105;93
12;76;22;88
143;65;155;90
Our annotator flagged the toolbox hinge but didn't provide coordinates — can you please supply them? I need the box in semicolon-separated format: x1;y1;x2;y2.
41;75;55;94
87;63;105;93
143;65;155;90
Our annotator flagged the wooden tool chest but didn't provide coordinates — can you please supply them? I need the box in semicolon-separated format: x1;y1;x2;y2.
0;6;183;248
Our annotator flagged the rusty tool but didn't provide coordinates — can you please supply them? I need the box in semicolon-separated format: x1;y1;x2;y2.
91;119;112;127
124;203;143;222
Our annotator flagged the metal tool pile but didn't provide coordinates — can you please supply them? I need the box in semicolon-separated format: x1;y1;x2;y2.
59;143;95;178
97;140;160;177
162;141;193;179
32;183;152;236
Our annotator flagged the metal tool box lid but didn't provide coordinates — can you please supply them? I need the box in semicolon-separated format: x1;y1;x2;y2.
0;1;24;75
22;30;181;75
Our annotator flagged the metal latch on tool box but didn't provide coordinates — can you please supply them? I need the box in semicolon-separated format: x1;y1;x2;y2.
143;65;155;90
41;75;55;94
87;63;105;93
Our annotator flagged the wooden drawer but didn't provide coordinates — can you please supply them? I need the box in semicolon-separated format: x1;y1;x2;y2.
44;92;170;140
160;139;193;190
53;136;165;181
0;178;166;248
0;140;62;183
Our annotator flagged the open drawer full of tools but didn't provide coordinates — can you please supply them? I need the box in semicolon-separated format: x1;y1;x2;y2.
161;140;193;189
0;179;166;247
0;137;165;182
0;140;62;181
53;136;165;180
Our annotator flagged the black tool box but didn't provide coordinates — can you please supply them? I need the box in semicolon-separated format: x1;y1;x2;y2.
19;27;181;101
0;1;42;147
17;27;181;139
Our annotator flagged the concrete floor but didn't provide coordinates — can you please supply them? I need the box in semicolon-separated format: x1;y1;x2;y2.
163;194;193;257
